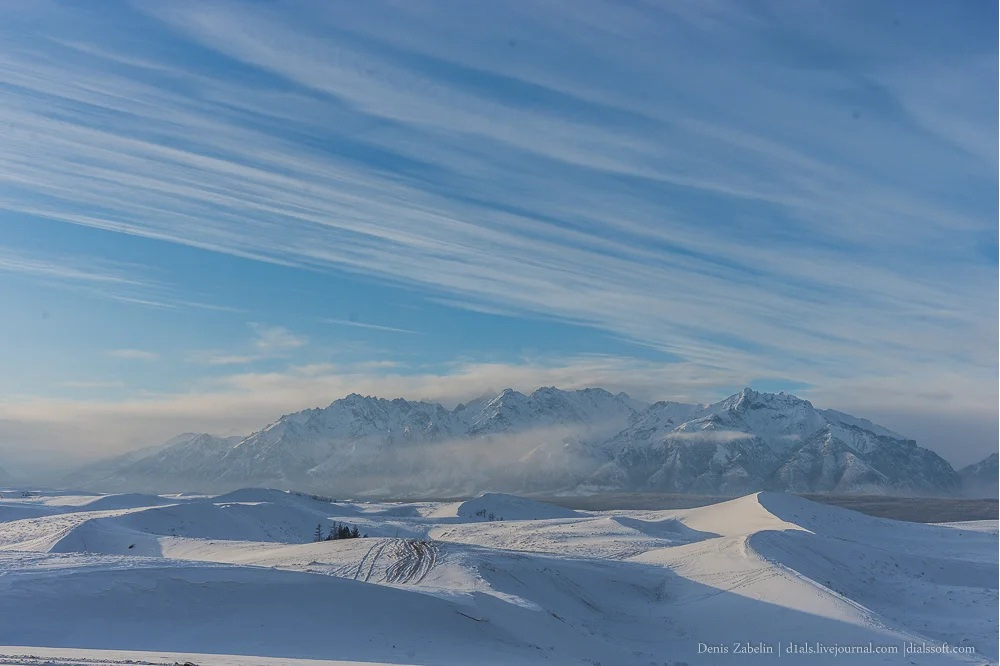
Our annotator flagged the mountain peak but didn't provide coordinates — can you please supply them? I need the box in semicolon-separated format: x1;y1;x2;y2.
719;387;813;412
491;388;527;404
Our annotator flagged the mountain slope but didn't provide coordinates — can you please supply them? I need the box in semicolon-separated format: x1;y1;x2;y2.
593;389;957;495
959;453;999;497
68;387;960;496
63;433;244;491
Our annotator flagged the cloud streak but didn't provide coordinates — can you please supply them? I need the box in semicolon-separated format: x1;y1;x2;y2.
0;244;236;313
319;318;416;335
190;354;259;367
105;349;160;361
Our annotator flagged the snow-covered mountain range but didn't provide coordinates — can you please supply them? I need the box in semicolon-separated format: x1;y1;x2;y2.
64;387;982;497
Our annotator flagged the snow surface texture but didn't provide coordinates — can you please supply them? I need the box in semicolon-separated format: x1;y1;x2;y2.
64;387;975;497
0;486;995;665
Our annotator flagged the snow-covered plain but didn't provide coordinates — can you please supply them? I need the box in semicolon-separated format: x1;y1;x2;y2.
0;487;994;665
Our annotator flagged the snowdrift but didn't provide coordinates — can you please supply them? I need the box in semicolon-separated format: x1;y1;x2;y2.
0;552;623;665
455;493;580;520
76;493;175;511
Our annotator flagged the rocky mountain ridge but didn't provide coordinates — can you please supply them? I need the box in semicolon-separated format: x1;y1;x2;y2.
65;387;978;497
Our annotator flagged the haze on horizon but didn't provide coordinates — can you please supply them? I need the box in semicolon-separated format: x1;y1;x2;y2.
0;0;996;475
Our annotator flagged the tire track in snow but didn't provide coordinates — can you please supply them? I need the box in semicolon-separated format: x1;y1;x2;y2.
352;538;438;585
383;539;437;584
354;539;389;582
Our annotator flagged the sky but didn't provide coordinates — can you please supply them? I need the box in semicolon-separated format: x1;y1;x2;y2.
0;0;996;474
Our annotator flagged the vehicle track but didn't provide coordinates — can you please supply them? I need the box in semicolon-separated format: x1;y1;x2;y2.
354;538;437;585
384;539;437;584
354;539;390;582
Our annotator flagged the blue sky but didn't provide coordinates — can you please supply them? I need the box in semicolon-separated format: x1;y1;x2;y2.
0;0;996;471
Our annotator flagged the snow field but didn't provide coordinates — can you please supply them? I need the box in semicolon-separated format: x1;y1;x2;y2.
0;489;993;665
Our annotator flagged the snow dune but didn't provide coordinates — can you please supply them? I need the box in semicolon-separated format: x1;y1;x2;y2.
0;488;993;665
455;492;582;520
75;492;175;511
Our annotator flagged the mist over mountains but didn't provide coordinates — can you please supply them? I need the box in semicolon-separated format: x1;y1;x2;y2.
958;453;1000;498
60;387;990;497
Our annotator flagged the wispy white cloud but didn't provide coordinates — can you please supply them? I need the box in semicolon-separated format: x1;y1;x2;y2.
186;353;259;366
353;360;403;370
186;325;310;367
55;380;127;390
0;248;141;287
104;349;159;361
0;245;237;312
250;324;307;354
